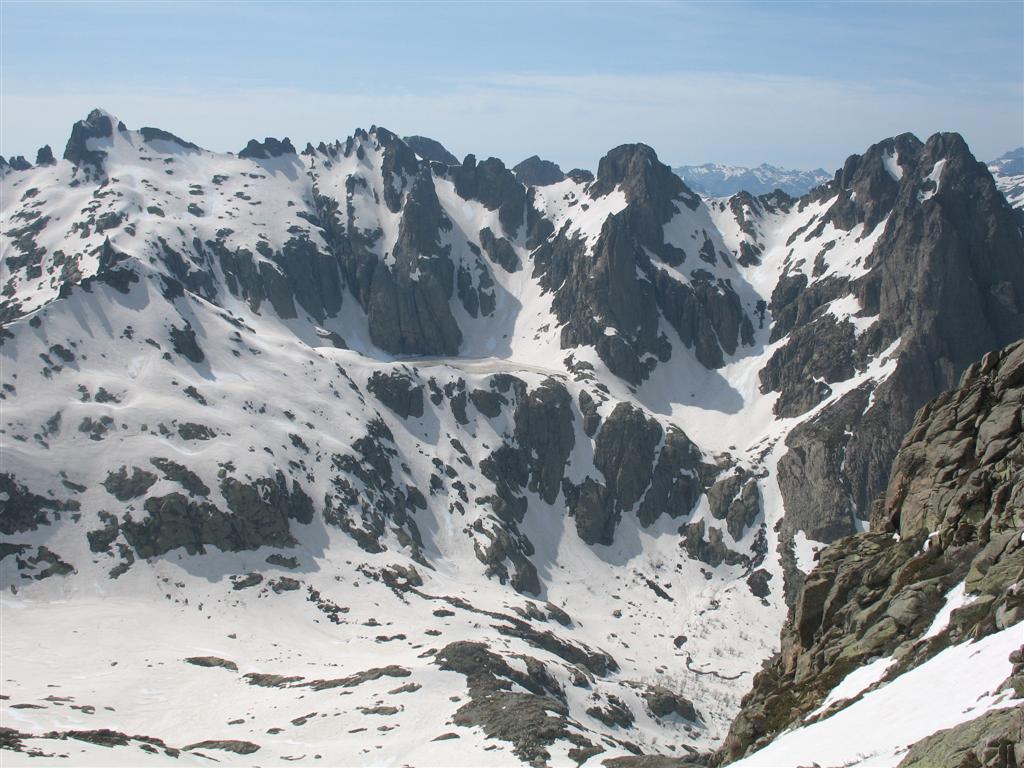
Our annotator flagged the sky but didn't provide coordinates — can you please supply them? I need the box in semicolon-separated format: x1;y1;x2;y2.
1;1;1022;172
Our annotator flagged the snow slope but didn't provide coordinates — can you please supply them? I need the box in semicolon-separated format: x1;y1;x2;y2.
730;622;1022;768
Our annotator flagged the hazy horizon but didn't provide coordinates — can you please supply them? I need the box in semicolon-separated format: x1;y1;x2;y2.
2;1;1022;171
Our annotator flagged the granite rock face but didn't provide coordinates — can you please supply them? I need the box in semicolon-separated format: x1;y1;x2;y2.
403;135;459;166
367;370;425;419
896;706;1024;768
513;155;566;187
720;340;1024;764
63;108;127;175
35;145;56;166
327;133;465;356
116;471;313;559
535;143;754;383
566;403;716;544
768;131;1024;542
451;154;527;238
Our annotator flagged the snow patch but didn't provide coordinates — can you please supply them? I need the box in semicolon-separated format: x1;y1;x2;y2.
729;621;1023;768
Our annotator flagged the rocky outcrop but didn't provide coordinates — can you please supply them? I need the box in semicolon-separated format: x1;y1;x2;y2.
479;227;520;273
720;340;1024;764
565;403;659;545
139;127;200;152
433;641;583;767
775;384;871;542
875;340;1023;537
35;145;56;166
403;135;459;165
238;137;297;159
451;155;526;238
340;147;463;355
474;378;574;593
535;144;753;383
0;474;78;535
367;370;424;419
897;707;1023;768
63;108;126;175
707;469;761;540
118;471;312;559
205;232;341;324
513;379;575;505
513;156;566;187
324;416;425;555
643;686;699;722
566;404;715;545
102;466;158;501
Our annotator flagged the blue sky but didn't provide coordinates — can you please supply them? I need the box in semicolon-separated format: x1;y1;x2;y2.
2;1;1022;170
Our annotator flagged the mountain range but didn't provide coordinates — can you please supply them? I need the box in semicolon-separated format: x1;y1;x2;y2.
989;147;1024;210
669;163;831;198
1;110;1022;767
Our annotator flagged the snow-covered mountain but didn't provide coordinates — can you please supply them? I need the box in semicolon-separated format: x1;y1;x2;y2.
1;111;1022;766
989;146;1024;209
671;163;830;198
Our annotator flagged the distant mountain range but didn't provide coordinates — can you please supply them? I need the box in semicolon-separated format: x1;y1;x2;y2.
674;147;1024;206
989;146;1024;209
671;162;831;197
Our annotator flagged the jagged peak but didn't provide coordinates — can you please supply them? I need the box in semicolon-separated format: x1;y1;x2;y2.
403;135;459;166
62;107;127;171
591;142;696;210
592;142;666;187
237;136;297;160
921;130;972;158
334;127;407;162
35;145;56;166
811;132;925;231
139;126;201;153
368;125;401;145
802;132;977;206
834;132;923;188
512;155;565;187
81;108;128;136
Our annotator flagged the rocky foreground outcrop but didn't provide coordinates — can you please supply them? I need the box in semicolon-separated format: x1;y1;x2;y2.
720;339;1024;764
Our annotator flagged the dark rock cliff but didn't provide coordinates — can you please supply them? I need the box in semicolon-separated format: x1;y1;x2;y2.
535;144;753;383
720;339;1024;764
768;132;1024;544
513;155;566;187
